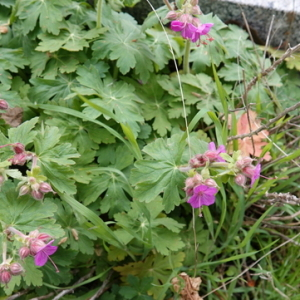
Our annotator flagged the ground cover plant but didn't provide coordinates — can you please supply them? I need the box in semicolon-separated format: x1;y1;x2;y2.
0;0;300;299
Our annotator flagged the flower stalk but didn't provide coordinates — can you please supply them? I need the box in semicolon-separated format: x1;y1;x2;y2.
183;39;191;74
96;0;103;29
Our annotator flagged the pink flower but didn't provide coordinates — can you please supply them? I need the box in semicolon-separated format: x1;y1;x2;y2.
34;240;59;272
243;164;261;186
187;184;218;209
205;142;226;162
170;18;214;43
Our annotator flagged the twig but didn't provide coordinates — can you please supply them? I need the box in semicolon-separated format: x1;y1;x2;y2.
265;228;300;246
6;290;30;300
163;0;173;10
264;209;300;221
52;267;96;300
227;102;300;141
88;270;113;300
30;292;55;300
242;43;300;102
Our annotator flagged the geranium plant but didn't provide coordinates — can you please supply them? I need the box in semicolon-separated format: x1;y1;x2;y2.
0;0;300;299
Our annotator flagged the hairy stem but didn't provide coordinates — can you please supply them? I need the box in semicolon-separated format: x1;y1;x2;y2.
96;0;103;29
183;39;191;74
163;0;173;10
6;226;26;239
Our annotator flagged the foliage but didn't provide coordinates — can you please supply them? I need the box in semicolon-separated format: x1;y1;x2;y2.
0;0;300;299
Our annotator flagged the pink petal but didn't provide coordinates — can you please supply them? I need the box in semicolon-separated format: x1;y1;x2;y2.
187;194;202;208
201;194;216;206
34;251;48;266
204;187;218;195
170;21;185;32
43;245;58;256
198;23;214;35
208;142;216;151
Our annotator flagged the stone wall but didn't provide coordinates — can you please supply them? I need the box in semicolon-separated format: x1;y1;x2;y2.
126;0;299;47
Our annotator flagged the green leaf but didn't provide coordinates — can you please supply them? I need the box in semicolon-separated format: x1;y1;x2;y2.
61;193;125;250
114;197;185;254
8;117;39;145
16;0;72;35
114;252;185;298
32;125;80;194
29;50;86;79
23;257;44;286
45;115;99;154
0;182;63;236
36;23;106;52
76;71;143;137
29;74;79;103
126;74;172;136
92;7;154;82
131;134;186;212
119;276;153;300
0;48;29;88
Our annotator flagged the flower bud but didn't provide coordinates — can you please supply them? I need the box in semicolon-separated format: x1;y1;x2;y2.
0;99;9;110
204;178;218;188
190;5;201;15
37;233;51;242
0;270;11;284
31;190;44;201
58;237;68;245
19;247;30;259
235;174;247;187
29;230;39;238
179;14;193;24
39;182;53;193
166;11;178;20
19;185;30;196
31;182;40;191
189;154;208;168
71;228;79;240
0;26;8;34
10;263;24;276
12;143;25;154
30;239;45;255
10;153;27;166
236;156;253;169
205;150;220;162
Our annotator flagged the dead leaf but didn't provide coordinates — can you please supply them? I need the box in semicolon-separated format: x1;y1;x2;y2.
171;272;203;300
1;107;23;127
236;110;271;161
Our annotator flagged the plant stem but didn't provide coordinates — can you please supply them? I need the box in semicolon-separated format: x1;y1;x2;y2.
163;0;173;10
2;239;7;262
96;0;103;29
183;39;191;74
6;226;26;239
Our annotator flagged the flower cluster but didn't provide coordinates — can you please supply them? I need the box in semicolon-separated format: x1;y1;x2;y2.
234;156;261;187
184;173;218;209
165;0;214;45
189;142;225;168
9;142;33;166
0;261;23;286
7;228;59;272
183;142;262;210
19;176;55;200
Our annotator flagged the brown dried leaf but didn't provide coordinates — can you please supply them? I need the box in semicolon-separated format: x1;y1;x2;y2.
1;107;23;127
236;110;271;161
171;272;203;300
